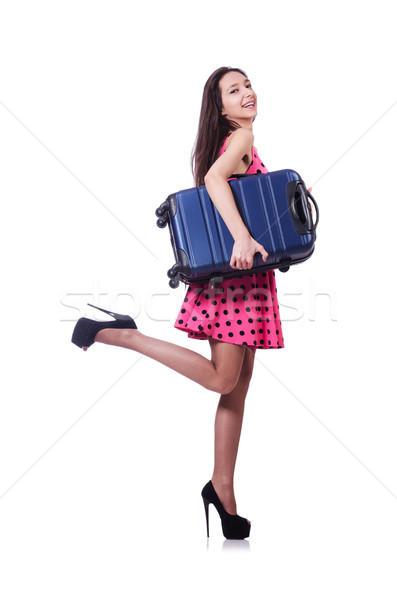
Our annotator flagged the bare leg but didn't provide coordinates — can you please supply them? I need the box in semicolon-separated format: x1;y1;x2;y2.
92;328;246;395
211;346;256;516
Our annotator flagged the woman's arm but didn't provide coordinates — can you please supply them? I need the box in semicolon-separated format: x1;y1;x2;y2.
204;129;268;270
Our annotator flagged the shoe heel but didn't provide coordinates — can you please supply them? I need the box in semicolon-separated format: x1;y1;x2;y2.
202;497;210;538
201;480;250;540
87;303;132;321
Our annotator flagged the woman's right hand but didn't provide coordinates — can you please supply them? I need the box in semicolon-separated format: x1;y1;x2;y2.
230;232;269;270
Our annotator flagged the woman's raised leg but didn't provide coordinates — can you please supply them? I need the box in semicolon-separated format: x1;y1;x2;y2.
92;327;246;395
210;345;256;515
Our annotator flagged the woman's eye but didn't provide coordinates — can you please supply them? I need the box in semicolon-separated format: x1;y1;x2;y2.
246;84;252;88
230;89;238;94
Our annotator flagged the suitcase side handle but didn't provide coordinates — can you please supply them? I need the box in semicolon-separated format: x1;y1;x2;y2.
287;181;319;234
307;190;319;230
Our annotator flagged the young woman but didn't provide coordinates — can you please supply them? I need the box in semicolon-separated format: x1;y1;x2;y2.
72;66;284;540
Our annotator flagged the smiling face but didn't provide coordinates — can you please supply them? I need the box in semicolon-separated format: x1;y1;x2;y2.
219;70;257;127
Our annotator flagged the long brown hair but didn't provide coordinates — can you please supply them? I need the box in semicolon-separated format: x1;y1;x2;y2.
191;66;248;187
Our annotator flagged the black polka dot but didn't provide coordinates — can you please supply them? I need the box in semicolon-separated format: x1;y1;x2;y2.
228;332;234;337
215;322;220;328
239;331;245;336
218;334;222;339
178;320;183;324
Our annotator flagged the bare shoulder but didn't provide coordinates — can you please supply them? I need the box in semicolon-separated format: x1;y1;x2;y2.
226;128;254;152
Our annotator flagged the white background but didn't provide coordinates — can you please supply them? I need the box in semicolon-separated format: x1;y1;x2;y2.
0;0;396;597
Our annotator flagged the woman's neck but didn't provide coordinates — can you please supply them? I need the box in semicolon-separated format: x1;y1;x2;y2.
232;117;254;132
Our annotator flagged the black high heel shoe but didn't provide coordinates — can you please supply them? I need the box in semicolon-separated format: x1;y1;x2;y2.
71;303;137;349
201;480;251;540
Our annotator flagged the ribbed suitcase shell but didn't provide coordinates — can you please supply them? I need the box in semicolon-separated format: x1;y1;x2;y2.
156;169;318;287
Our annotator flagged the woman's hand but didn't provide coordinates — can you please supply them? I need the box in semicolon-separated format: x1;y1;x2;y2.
230;231;269;270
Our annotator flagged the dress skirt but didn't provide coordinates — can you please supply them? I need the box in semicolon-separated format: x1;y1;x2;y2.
174;270;284;349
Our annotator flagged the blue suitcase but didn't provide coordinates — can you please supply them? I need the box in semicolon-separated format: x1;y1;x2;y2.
155;169;319;288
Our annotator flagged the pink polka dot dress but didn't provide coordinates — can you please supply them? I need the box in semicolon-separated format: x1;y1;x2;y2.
173;136;284;350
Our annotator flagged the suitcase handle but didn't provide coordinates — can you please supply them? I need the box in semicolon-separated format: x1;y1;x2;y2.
307;190;319;230
288;181;319;233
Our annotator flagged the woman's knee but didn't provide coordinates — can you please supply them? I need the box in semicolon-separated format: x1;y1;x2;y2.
213;374;241;395
212;355;254;395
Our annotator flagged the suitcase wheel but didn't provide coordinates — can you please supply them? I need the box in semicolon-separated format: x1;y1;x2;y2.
169;277;180;289
155;201;169;218
279;266;290;273
157;217;168;228
167;266;178;278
